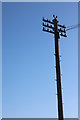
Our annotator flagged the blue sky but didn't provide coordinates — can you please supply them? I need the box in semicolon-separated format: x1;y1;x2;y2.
2;2;78;118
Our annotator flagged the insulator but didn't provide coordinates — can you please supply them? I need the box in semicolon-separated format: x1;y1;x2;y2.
43;27;45;31
53;15;55;18
64;33;67;37
64;29;66;33
47;28;49;31
47;23;49;27
59;28;61;32
43;17;44;21
50;25;52;27
47;19;48;22
52;19;54;22
43;22;44;26
63;24;66;28
53;28;54;31
50;30;52;32
61;32;63;36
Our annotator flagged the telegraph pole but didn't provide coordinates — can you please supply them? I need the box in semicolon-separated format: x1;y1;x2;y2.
42;15;67;120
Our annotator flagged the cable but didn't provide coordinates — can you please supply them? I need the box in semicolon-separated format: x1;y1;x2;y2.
66;24;80;29
66;24;80;31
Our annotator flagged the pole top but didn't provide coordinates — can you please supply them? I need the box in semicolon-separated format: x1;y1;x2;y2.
53;15;57;18
53;15;58;23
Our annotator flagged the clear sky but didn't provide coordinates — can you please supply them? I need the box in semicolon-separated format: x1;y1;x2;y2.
0;2;2;120
2;2;78;118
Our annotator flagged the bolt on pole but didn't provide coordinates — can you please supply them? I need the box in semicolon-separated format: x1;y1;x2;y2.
42;15;67;120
